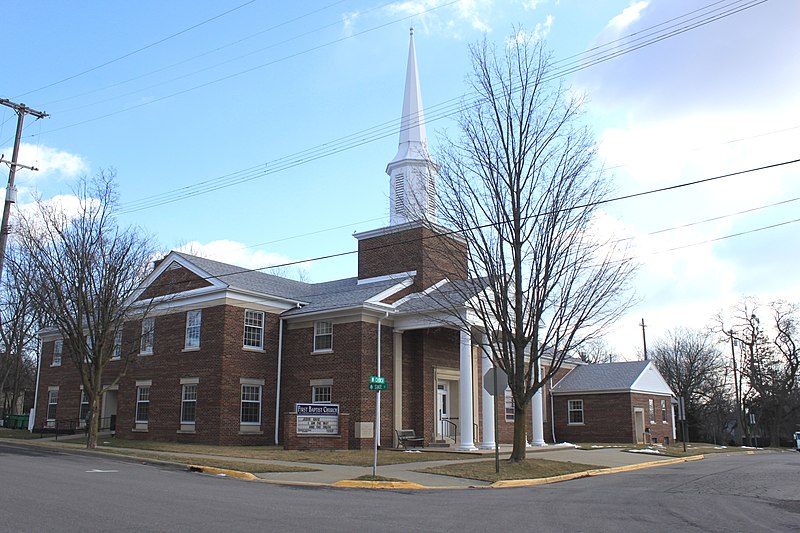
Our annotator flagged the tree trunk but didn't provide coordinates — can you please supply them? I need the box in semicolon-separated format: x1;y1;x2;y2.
509;403;528;462
86;395;101;449
770;406;781;448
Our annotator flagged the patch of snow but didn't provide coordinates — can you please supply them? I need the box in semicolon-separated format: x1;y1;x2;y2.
216;473;227;477
627;448;664;455
401;450;422;453
558;442;578;448
713;446;728;449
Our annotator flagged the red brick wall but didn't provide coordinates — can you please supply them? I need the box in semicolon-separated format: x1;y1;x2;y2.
357;226;468;290
552;392;674;444
137;263;212;300
631;393;674;444
111;305;277;445
280;319;394;449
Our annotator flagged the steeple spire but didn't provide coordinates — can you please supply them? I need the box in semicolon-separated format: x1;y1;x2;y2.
386;28;437;225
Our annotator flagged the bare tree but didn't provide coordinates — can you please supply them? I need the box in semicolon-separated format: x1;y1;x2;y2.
433;35;636;461
651;327;723;440
16;171;157;448
0;244;41;418
719;299;800;447
576;338;619;364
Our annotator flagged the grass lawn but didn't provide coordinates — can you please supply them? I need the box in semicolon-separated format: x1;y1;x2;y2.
0;428;45;440
94;448;318;473
418;458;605;483
72;437;477;466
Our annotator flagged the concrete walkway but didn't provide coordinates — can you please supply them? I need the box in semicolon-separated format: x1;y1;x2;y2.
1;435;693;489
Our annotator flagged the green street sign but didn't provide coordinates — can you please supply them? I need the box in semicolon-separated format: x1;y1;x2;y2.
369;375;385;384
369;383;388;391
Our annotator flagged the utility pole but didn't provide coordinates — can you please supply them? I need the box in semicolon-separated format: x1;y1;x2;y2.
640;318;648;360
0;99;48;282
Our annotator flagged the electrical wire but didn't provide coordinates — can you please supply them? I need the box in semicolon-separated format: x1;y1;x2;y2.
138;157;800;293
13;0;261;99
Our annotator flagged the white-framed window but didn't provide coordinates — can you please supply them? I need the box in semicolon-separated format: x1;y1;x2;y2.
52;340;63;366
181;384;197;424
313;385;332;404
140;317;155;354
504;387;515;422
240;383;262;424
136;386;150;422
661;399;667;424
568;399;584;425
649;399;655;424
243;310;264;349
112;330;122;360
313;321;333;352
80;389;90;421
47;388;59;420
185;310;201;349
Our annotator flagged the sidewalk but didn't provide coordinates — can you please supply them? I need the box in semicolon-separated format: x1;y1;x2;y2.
1;435;700;489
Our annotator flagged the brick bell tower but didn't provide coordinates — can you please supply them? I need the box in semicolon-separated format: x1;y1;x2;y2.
355;29;467;290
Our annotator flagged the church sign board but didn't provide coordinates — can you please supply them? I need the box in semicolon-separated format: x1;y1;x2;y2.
295;403;340;435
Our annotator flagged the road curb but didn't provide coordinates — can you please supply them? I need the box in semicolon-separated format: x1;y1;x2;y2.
333;480;427;489
188;465;258;481
490;455;705;489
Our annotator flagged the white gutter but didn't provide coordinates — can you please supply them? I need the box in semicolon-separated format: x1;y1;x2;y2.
29;337;42;432
274;318;284;445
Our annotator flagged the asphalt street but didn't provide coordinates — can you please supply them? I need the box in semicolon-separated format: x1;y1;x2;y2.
1;441;798;532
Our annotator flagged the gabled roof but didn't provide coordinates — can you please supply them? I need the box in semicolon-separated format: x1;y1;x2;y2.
395;277;485;314
172;252;310;301
552;360;674;396
151;251;412;318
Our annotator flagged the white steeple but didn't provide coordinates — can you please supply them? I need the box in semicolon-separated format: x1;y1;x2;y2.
386;28;437;226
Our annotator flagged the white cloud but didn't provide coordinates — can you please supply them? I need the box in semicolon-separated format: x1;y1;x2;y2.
0;143;87;185
175;240;313;281
384;0;493;37
605;1;648;33
507;15;553;45
342;10;360;37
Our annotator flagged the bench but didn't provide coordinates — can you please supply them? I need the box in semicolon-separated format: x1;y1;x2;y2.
395;429;425;449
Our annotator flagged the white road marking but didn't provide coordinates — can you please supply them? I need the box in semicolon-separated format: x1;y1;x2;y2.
86;469;119;473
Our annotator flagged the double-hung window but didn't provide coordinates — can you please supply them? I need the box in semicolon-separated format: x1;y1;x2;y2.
52;340;63;366
243;310;264;349
313;321;333;352
181;384;197;424
649;399;655;424
504;387;515;422
136;386;150;422
661;399;668;423
79;390;90;421
140;317;155;354
568;399;584;425
47;388;59;421
185;310;201;349
112;330;122;360
240;384;262;424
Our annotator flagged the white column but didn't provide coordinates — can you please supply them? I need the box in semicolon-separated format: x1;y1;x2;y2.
530;360;546;447
457;328;477;450
480;335;495;449
393;331;403;448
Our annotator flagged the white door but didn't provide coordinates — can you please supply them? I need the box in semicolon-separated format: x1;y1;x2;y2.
634;408;645;444
437;381;452;439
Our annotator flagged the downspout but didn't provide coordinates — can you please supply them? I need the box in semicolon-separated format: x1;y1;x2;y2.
29;336;42;432
549;375;556;444
376;312;389;447
274;318;284;446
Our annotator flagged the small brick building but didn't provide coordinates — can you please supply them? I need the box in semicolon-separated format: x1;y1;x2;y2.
551;361;676;445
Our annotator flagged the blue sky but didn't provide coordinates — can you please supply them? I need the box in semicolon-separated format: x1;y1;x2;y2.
3;0;799;355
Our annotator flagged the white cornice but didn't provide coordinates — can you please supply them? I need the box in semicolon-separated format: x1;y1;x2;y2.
352;220;466;244
357;270;416;285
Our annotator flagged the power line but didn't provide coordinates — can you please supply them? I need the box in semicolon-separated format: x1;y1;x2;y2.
144;157;800;291
110;0;771;213
13;0;260;99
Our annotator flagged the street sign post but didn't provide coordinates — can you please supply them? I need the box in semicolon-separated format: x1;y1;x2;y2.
368;383;388;390
369;376;385;385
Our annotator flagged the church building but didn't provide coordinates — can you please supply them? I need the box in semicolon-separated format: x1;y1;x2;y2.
34;31;674;450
